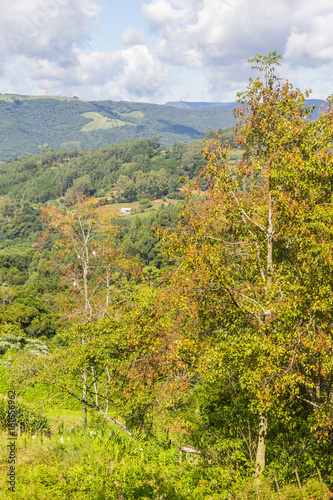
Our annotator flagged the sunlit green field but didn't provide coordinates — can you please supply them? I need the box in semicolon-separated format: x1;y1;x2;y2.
81;112;133;132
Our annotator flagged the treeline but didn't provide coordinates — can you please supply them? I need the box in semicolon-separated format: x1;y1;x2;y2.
117;202;181;267
0;97;94;159
204;126;236;146
0;197;43;248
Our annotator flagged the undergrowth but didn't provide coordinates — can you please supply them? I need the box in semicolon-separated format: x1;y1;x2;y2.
0;424;330;499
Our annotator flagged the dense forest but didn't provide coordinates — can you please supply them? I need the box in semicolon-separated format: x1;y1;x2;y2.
1;54;333;500
0;95;236;161
0;136;197;204
0;129;236;208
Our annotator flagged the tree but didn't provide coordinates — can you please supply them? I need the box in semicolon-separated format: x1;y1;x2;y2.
41;198;138;322
72;174;93;196
116;175;137;202
41;197;141;427
32;319;134;435
160;52;333;479
0;196;18;220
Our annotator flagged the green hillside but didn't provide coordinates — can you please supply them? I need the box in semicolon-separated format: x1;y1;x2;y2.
0;94;235;161
1;57;333;499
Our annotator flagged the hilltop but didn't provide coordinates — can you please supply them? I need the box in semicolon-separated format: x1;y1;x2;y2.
0;94;235;161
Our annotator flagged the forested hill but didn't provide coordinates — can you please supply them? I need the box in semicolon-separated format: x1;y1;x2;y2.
0;94;235;161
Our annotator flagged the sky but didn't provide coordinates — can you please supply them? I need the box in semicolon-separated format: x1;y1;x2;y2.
0;0;333;103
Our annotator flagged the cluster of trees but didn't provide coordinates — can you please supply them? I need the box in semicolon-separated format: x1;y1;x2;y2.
0;248;59;338
0;197;43;248
158;53;333;481
0;148;84;203
0;136;207;204
204;126;236;147
1;53;333;493
118;203;181;267
0;198;180;346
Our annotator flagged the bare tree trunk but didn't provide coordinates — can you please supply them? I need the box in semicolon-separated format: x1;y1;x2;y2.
97;407;132;436
82;245;89;429
267;194;273;276
254;193;272;478
82;367;87;429
91;366;99;408
105;366;111;415
328;371;333;405
255;414;267;480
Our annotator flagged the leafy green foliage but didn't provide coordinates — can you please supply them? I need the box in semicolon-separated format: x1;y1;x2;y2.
138;198;153;209
0;295;56;338
0;199;43;248
205;126;237;147
2;58;333;495
0;397;50;435
158;52;333;479
0;424;330;499
0;136;207;204
120;203;181;267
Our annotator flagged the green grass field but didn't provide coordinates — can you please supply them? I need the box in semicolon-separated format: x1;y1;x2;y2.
97;198;178;220
81;112;134;132
0;422;329;499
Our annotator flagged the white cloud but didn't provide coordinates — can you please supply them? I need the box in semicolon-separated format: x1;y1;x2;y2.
20;50;124;87
142;0;187;32
285;11;333;66
120;27;147;46
0;0;101;68
142;0;333;99
142;0;287;66
14;46;171;102
1;0;333;102
0;0;171;102
118;45;172;99
141;0;290;95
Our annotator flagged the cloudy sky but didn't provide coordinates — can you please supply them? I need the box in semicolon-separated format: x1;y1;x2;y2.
0;0;333;103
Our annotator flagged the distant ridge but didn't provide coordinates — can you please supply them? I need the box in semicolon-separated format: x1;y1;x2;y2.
0;94;235;161
165;101;238;110
165;99;328;113
0;95;328;161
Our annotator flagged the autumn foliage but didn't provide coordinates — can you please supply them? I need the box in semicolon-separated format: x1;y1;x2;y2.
158;52;333;477
4;54;333;493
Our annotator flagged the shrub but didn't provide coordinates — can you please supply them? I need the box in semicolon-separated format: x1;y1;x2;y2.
138;198;153;209
0;396;51;436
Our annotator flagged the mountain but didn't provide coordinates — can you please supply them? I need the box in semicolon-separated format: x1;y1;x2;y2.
0;94;235;161
1;94;327;162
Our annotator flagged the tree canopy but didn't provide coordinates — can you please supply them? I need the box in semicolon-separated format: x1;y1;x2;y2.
159;51;333;478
